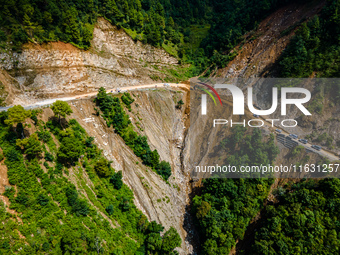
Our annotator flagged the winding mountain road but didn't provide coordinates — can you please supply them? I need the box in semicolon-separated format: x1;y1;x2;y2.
0;82;338;162
0;83;189;111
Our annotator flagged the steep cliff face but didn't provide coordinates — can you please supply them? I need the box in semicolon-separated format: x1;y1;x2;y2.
0;18;178;106
67;89;192;253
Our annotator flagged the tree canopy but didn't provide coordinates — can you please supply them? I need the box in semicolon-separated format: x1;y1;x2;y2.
16;133;42;159
192;127;279;254
5;105;31;130
51;100;73;123
279;1;340;78
250;179;340;254
0;0;314;74
57;130;84;165
94;157;112;177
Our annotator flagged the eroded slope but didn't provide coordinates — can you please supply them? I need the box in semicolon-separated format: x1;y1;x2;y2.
0;18;180;106
68;89;192;253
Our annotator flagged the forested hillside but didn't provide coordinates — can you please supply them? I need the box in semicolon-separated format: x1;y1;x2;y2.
279;0;340;77
0;101;181;254
250;179;340;254
0;0;314;73
1;0;340;255
192;127;279;254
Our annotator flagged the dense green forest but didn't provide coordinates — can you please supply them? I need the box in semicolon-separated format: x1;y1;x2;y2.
192;127;279;254
0;0;311;74
251;179;340;254
192;128;340;255
279;0;340;78
0;102;180;254
0;0;338;75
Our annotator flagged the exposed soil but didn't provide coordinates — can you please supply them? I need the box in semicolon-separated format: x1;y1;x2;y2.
214;1;326;79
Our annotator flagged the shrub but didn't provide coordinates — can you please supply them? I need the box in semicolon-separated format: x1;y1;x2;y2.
65;186;89;216
44;152;54;162
110;171;123;190
57;135;83;165
161;227;182;252
156;161;172;181
119;196;131;211
106;204;114;215
16;133;42;159
36;193;49;206
37;130;52;142
15;192;29;206
30;109;41;125
4;186;15;199
6;148;20;162
42;242;50;252
176;99;184;109
94;158;111;177
121;92;135;111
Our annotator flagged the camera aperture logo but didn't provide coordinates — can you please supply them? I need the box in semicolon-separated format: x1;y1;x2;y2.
199;82;312;128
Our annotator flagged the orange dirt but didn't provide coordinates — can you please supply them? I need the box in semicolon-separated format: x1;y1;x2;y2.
0;162;19;216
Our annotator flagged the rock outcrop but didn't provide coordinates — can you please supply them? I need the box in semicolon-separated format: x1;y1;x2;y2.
0;18;178;105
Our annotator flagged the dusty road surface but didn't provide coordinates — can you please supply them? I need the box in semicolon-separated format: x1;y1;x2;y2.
0;83;189;111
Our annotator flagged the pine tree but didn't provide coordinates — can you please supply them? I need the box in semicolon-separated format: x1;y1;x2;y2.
5;105;31;137
51;100;73;125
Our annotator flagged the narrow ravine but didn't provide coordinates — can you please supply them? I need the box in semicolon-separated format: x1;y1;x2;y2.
180;87;201;255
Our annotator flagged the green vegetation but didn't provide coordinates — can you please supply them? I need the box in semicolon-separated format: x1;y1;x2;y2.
51;100;73;125
192;127;279;254
307;92;324;114
291;145;305;157
4;105;31;137
111;171;123;190
0;103;181;254
192;0;303;72
121;92;135;112
57;129;84;166
316;132;334;148
250;179;340;254
0;0;307;74
0;1;339;254
220;127;279;172
0;0;181;51
95;87;172;180
279;0;340;78
94;157;112;177
176;99;184;109
16;133;42;160
0;0;337;77
193;178;274;254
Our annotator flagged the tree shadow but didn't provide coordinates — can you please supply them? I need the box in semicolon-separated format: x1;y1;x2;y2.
47;116;69;130
183;183;202;255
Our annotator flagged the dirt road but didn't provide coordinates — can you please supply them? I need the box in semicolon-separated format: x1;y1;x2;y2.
1;81;338;162
0;83;189;111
